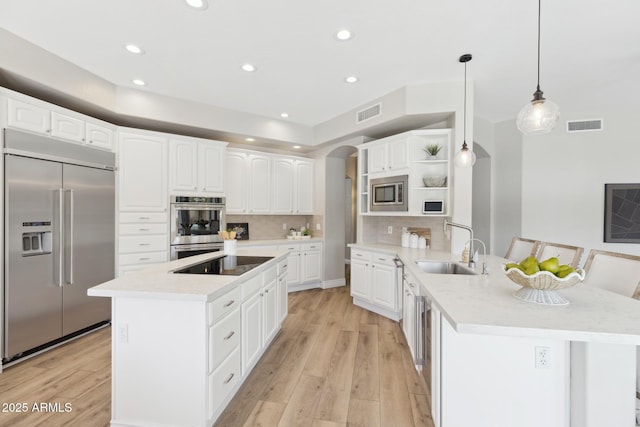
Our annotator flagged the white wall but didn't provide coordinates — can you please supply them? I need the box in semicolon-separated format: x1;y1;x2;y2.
492;120;524;257
521;112;640;262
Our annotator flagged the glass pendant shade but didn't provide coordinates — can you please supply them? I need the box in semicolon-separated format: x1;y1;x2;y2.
516;93;559;135
454;142;476;168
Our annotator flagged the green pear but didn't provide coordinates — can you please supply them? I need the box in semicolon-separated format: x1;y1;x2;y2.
505;263;524;271
519;256;538;270
556;267;576;278
523;263;540;276
557;264;572;272
539;257;560;274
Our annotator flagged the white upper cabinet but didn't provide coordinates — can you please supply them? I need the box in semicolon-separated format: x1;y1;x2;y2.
169;137;226;197
227;149;314;215
226;150;248;214
51;111;84;142
247;154;271;214
295;160;314;214
199;142;225;195
5;94;115;151
85;123;114;150
368;137;408;175
118;130;168;212
272;158;295;214
7;98;51;134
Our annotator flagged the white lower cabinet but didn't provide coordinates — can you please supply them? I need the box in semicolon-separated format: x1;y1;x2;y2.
109;261;287;427
350;249;401;320
279;242;323;291
402;277;417;361
117;212;168;276
277;260;288;323
241;266;280;376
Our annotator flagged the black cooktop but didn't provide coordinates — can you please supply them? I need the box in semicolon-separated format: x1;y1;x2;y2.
173;255;273;276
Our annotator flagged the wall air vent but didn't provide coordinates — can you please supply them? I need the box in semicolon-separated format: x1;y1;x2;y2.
356;103;382;124
566;119;603;133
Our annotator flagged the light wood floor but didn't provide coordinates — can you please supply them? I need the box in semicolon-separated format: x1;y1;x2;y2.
0;285;434;427
215;285;434;427
0;325;111;427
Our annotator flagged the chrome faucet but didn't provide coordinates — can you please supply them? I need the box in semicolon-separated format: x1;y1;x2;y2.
465;238;488;274
444;220;474;268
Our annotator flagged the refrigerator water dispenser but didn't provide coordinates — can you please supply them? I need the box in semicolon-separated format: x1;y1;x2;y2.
21;231;52;256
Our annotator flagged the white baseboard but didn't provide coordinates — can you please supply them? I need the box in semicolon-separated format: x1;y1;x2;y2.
323;278;346;289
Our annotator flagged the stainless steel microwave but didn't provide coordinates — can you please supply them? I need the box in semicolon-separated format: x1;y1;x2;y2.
370;175;408;212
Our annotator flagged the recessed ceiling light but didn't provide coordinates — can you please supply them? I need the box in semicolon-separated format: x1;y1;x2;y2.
185;0;208;10
241;63;256;72
280;113;289;118
335;29;353;41
125;44;144;55
344;76;359;83
245;137;255;142
293;145;301;149
132;79;146;86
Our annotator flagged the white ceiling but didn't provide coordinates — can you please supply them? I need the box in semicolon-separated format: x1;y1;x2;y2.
1;0;639;129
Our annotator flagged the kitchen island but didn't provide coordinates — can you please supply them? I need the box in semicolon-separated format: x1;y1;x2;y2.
350;243;640;427
89;248;289;427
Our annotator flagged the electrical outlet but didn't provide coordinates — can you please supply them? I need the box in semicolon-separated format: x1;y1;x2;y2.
535;346;550;369
118;324;129;344
282;223;287;230
316;223;321;230
387;226;393;234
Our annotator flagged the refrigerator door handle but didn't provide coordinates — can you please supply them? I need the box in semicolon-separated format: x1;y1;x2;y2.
64;189;74;285
54;188;64;287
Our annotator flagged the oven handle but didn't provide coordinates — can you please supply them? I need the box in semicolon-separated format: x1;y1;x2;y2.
172;243;224;252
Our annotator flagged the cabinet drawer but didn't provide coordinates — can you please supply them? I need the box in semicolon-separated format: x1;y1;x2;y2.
351;250;372;262
278;259;288;276
209;308;240;372
119;251;168;266
263;266;277;285
208;348;241;419
119;212;168;224
208;286;241;323
302;242;322;251
371;253;397;267
241;274;263;300
119;235;167;253
119;223;167;236
279;243;301;253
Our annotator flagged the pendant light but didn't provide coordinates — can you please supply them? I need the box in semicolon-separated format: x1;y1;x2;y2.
516;0;559;134
454;53;476;168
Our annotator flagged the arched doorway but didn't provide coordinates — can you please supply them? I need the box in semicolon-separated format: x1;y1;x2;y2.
323;145;358;286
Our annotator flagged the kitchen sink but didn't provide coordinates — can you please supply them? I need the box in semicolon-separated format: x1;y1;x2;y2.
415;260;476;275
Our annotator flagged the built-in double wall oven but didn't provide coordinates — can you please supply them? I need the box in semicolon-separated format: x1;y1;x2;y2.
169;196;225;260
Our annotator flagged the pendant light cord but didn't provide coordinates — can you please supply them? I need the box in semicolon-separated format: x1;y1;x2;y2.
537;0;541;90
463;60;467;143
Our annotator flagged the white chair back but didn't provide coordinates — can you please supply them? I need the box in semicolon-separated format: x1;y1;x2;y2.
537;242;584;268
582;250;640;298
504;237;540;262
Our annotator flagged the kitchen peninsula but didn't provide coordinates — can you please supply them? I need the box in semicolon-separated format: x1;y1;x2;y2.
88;248;289;427
351;243;640;427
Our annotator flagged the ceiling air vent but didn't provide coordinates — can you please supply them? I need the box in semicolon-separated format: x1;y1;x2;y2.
566;119;603;133
356;103;382;124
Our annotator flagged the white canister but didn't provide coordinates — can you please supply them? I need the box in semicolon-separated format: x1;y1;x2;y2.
224;239;237;255
418;236;427;249
401;231;410;248
410;233;419;248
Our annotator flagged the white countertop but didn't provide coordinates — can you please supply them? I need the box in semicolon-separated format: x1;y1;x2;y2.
88;248;288;302
350;243;640;345
237;238;323;246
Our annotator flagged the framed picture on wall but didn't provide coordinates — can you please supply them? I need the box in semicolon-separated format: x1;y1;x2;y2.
227;223;249;240
604;183;640;243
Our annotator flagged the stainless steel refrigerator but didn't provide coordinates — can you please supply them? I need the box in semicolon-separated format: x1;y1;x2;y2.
3;129;115;363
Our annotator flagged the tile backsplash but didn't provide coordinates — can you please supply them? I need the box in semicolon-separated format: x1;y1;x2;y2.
226;215;314;240
361;216;450;251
